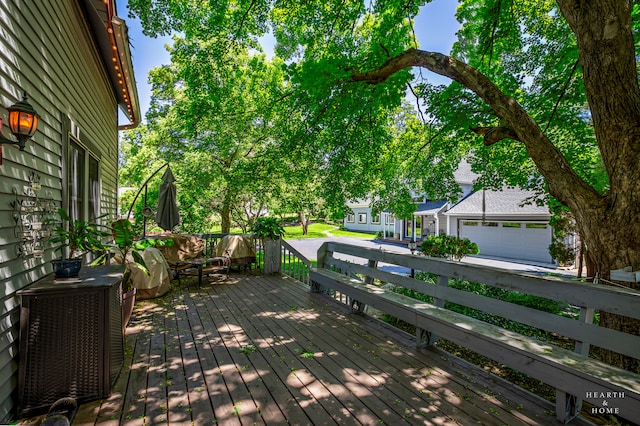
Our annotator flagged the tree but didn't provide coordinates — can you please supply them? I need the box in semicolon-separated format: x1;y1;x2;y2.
142;38;292;233
128;0;640;371
348;1;640;371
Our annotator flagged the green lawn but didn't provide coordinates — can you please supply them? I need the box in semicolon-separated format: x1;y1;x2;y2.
284;222;375;240
204;221;375;240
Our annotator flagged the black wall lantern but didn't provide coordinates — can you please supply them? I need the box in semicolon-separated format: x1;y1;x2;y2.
0;92;39;151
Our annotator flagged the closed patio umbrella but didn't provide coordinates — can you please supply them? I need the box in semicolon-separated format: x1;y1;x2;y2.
155;166;180;231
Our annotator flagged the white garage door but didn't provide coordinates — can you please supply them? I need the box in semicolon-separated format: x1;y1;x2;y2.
459;220;552;263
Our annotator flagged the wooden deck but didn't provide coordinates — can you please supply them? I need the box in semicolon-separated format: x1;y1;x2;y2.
66;273;573;425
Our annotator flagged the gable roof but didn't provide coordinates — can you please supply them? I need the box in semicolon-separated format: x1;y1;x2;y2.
453;159;478;185
415;199;448;216
446;188;549;217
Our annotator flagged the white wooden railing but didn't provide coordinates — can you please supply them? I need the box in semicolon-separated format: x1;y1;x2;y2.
280;240;312;285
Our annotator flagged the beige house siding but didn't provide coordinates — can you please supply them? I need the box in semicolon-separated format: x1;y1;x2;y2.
0;1;128;420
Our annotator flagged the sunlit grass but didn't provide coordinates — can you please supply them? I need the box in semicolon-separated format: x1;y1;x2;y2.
284;223;374;240
329;227;376;239
203;221;375;239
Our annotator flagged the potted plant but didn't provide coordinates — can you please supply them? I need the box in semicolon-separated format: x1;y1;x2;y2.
91;219;146;327
49;209;110;278
250;217;285;274
93;219;173;328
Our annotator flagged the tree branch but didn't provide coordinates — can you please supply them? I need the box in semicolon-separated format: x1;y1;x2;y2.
544;59;579;132
350;48;601;211
407;82;425;123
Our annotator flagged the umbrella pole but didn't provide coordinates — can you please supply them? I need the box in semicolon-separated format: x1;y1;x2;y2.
143;185;148;237
125;162;169;219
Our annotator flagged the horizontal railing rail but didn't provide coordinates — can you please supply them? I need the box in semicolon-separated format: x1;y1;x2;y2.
318;242;639;320
312;241;640;424
188;233;228;258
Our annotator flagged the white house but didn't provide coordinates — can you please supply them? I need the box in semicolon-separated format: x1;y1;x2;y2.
344;162;554;265
344;160;476;240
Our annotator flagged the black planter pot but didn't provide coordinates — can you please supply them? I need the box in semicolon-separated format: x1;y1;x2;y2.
52;258;83;278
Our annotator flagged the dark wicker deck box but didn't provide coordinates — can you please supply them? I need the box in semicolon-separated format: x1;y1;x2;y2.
17;265;125;417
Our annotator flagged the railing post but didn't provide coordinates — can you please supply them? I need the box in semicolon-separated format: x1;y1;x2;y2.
263;238;282;274
312;242;330;293
416;274;448;347
364;259;377;284
556;306;594;423
317;243;328;269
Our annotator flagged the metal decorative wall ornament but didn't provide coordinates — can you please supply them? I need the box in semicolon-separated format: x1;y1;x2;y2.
10;172;56;258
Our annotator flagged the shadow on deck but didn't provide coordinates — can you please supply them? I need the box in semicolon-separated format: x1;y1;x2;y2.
67;273;582;425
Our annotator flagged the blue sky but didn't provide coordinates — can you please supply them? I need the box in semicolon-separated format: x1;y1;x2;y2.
115;1;460;121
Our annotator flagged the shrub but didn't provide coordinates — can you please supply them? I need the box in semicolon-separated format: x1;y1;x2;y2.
418;235;479;261
250;217;285;240
549;240;575;266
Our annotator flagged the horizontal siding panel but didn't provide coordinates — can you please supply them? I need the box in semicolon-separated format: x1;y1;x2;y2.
0;309;20;354
0;357;18;422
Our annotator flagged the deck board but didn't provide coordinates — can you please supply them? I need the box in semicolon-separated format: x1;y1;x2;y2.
217;276;386;425
232;276;423;424
33;272;581;426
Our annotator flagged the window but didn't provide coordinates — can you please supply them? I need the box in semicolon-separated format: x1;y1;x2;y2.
88;156;100;221
482;222;498;227
462;221;478;226
346;214;355;223
502;222;522;228
526;223;547;229
68;138;100;223
358;213;367;223
68;140;85;221
371;214;380;224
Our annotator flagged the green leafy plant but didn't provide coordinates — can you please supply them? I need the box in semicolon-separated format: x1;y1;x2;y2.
240;344;257;355
92;219;172;291
49;208;110;259
250;217;285;240
301;351;315;359
418;235;479;261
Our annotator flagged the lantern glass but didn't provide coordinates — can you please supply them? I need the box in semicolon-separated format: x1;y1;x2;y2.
6;93;39;142
9;110;38;137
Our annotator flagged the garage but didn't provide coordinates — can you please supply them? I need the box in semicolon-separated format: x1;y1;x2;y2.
459;220;553;264
446;188;554;265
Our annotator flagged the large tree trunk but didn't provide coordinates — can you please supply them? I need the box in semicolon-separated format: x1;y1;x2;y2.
558;0;640;372
298;210;308;235
580;217;640;373
220;191;232;234
351;0;640;370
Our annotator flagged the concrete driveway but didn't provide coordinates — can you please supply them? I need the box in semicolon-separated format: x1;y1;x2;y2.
285;237;575;277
